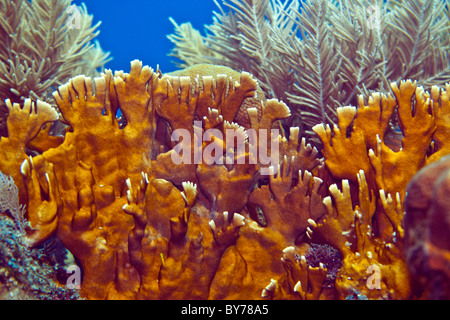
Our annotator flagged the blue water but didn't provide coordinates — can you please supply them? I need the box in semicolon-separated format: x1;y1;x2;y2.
72;0;219;73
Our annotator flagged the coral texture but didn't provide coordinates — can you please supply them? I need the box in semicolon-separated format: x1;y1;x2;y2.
168;64;265;129
0;57;449;300
2;0;450;302
0;60;323;299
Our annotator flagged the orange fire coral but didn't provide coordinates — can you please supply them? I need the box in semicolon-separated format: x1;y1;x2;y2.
306;80;449;299
30;60;270;299
258;80;450;300
0;60;314;299
248;161;325;246
0;99;58;206
1;59;449;300
168;64;265;129
316;173;410;300
313;80;444;198
313;80;449;241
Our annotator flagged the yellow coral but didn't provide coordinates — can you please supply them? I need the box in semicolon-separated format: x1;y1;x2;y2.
0;99;58;206
169;64;265;128
1;57;449;300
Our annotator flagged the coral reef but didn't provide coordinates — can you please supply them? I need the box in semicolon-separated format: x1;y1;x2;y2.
168;64;265;129
0;59;321;299
1;54;449;299
0;0;449;301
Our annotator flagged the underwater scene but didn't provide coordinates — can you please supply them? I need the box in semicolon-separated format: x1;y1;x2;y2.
0;0;449;302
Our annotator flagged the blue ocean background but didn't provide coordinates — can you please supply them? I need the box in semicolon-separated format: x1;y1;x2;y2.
72;0;219;73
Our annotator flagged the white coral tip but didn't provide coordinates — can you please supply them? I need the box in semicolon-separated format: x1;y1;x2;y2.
261;279;278;298
180;192;189;205
307;218;317;228
300;255;306;265
20;159;29;175
232;213;245;227
126;178;132;191
294;281;302;293
282;246;295;261
182;181;197;194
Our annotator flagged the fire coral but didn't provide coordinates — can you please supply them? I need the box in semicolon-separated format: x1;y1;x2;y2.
0;59;449;300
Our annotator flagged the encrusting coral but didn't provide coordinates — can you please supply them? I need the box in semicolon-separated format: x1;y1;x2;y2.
0;56;449;299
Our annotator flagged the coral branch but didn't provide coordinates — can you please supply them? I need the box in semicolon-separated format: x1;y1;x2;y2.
249;156;325;245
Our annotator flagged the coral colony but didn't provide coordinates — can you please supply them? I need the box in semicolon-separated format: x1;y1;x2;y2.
0;0;450;300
